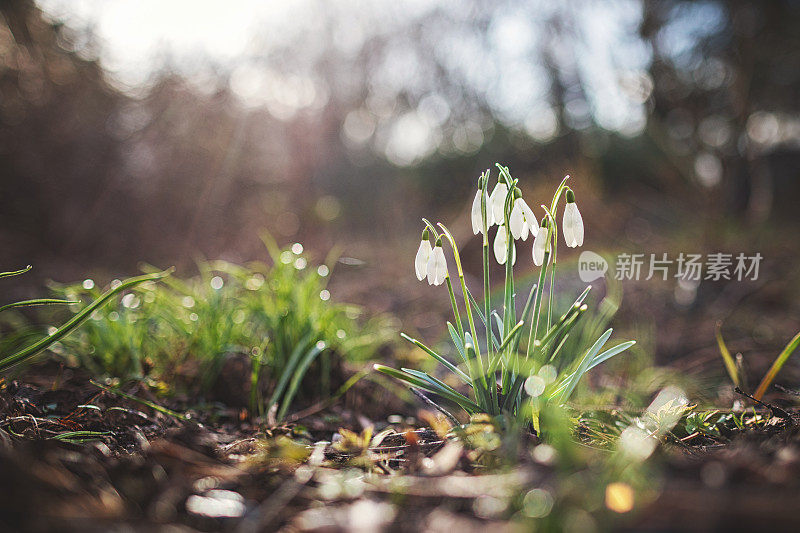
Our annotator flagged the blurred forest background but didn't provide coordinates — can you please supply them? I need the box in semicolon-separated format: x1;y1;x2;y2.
1;0;799;376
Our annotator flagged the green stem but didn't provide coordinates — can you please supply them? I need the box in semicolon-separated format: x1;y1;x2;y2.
502;189;515;393
437;223;489;402
527;245;552;366
480;173;496;411
481;172;491;362
544;180;567;333
548;235;557;331
445;276;464;340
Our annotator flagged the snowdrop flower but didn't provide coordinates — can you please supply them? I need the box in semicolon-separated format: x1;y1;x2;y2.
471;189;494;235
562;189;584;248
490;182;509;223
493;224;516;265
532;218;550;266
509;192;538;241
426;239;448;285
414;229;432;281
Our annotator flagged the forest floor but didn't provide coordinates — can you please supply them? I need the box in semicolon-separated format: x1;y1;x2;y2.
3;362;800;532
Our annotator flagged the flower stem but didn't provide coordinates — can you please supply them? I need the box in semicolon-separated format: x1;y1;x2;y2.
437;222;490;408
445;276;464;339
480;173;495;410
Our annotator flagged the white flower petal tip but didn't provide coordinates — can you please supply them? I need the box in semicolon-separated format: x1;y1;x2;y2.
426;246;448;286
490;183;509;223
414;239;432;281
563;202;584;248
520;199;538;240
471;190;493;235
493;225;516;265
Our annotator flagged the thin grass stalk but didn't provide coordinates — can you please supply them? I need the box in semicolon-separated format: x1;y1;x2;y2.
0;298;78;314
754;330;800;401
0;265;32;279
715;321;740;387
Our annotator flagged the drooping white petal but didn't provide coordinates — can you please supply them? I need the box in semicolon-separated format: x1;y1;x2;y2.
509;199;525;240
426;246;448;286
532;225;549;266
471;190;482;235
471;190;493;235
562;204;574;247
494;225;507;264
414;240;432;281
562;214;574;247
493;225;516;265
434;248;448;285
572;204;584;246
490;183;508;223
563;202;584;248
426;250;436;285
519;199;538;239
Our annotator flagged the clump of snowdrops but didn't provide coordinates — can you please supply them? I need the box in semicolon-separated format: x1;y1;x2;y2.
375;164;635;431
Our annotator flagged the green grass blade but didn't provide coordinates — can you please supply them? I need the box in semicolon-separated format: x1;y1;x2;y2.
510;283;538;355
0;298;78;314
268;333;313;409
446;322;469;365
537;305;584;353
277;341;326;421
551;335;630;402
586;340;636;372
0;265;32;279
572;285;593;308
554;328;612;404
373;364;480;413
754;330;800;401
465;287;500;350
492;311;504;340
488;321;526;375
715;321;740;387
90;379;188;421
545;332;571;364
0;269;173;372
498;320;524;353
401;368;470;400
50;430;111;443
401;332;471;384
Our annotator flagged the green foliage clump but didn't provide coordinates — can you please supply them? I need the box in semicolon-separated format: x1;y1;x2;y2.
50;240;393;420
0;265;168;372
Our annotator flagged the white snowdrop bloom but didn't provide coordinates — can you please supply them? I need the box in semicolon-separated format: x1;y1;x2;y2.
562;190;584;248
471;189;494;235
509;197;538;241
493;224;516;265
426;244;448;286
490;182;509;223
532;221;550;266
414;236;432;281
